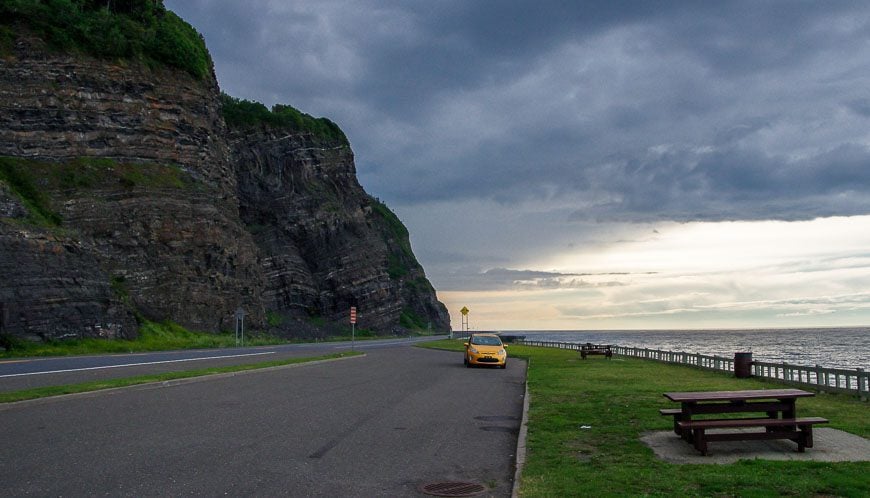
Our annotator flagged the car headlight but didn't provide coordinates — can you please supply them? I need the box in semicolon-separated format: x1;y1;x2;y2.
498;349;506;356
469;347;479;354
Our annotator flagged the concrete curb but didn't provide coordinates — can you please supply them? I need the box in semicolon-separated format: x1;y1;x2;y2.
0;353;366;411
512;359;530;498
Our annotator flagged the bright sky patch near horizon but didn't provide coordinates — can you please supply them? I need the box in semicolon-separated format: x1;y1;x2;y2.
166;1;870;331
435;215;870;330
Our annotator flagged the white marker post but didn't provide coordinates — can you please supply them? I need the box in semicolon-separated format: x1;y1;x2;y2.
350;306;357;351
235;307;246;346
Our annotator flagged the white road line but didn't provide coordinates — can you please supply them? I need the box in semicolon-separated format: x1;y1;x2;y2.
0;351;276;378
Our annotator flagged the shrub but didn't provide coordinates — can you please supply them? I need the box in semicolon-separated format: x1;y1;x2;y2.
0;0;211;79
220;93;349;145
266;311;284;327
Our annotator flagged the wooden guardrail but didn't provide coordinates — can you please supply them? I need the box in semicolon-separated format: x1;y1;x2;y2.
512;339;868;398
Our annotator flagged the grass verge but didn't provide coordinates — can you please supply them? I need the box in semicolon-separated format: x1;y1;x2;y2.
1;320;441;359
419;340;869;497
0;320;291;358
0;351;362;404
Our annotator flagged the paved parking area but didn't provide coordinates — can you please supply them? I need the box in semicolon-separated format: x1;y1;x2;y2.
1;347;526;496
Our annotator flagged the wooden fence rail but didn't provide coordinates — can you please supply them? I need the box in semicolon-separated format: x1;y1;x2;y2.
513;339;868;398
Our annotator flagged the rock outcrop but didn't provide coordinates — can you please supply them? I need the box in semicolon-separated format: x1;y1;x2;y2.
0;24;449;341
231;128;449;332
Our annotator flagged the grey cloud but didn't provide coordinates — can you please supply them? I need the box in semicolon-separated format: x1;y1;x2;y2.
846;99;870;118
713;119;772;146
167;0;870;225
435;267;649;292
552;139;870;223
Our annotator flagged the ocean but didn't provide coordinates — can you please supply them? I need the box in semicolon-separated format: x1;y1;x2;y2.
500;327;869;370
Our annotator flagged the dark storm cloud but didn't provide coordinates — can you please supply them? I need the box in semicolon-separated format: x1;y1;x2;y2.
165;0;870;223
846;99;870;118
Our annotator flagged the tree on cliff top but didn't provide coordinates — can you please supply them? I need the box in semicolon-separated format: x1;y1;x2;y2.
220;93;349;145
0;0;211;79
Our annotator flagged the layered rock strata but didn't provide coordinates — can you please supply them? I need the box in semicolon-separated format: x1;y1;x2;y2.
231;129;449;332
0;29;449;340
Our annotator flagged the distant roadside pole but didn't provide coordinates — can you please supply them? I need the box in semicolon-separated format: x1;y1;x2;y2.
235;307;245;346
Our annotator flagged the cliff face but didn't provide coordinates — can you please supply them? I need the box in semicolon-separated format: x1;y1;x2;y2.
0;34;266;339
0;29;449;341
231;129;449;332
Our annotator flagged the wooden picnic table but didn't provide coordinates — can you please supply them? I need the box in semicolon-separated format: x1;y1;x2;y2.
664;388;814;418
661;388;827;455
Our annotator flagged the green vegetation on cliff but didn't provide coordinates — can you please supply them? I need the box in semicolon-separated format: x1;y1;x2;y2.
0;157;63;226
369;197;422;280
220;93;349;144
399;308;428;331
0;0;211;79
1;156;193;227
2;156;189;190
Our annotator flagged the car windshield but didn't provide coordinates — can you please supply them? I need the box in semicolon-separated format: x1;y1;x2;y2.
471;336;502;346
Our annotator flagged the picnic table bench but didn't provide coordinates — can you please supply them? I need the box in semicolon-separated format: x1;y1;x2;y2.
661;389;828;455
580;343;612;359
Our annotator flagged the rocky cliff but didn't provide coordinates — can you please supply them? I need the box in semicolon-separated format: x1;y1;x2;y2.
0;11;449;341
230;124;448;334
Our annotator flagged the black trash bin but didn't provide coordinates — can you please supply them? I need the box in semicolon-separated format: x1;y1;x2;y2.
734;352;753;378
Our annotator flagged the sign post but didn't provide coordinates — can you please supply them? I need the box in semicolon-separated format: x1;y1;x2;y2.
460;306;470;338
350;306;357;351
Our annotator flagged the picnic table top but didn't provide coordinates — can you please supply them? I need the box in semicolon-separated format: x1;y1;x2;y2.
663;388;814;403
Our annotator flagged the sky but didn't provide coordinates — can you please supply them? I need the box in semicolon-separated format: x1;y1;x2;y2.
165;0;870;331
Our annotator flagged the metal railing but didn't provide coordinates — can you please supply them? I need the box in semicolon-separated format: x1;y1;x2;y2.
752;360;868;395
613;346;736;372
513;339;869;398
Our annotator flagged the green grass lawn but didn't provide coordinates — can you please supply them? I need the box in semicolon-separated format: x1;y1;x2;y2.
421;340;869;497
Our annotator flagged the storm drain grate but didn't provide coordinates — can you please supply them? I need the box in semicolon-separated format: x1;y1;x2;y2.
419;481;487;497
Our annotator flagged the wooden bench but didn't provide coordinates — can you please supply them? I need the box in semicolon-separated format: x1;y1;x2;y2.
659;408;685;435
676;417;829;455
580;343;612;359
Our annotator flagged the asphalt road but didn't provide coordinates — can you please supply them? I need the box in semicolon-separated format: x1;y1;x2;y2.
0;345;526;497
0;336;446;392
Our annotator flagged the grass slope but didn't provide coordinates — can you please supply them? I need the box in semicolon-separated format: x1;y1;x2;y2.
0;320;288;358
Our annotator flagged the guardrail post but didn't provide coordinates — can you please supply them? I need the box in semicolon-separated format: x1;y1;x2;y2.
858;368;867;400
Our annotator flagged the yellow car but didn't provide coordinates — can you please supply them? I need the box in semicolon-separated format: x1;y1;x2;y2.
464;333;508;369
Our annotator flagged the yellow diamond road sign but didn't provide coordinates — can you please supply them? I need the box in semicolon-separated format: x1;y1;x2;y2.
460;306;469;316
